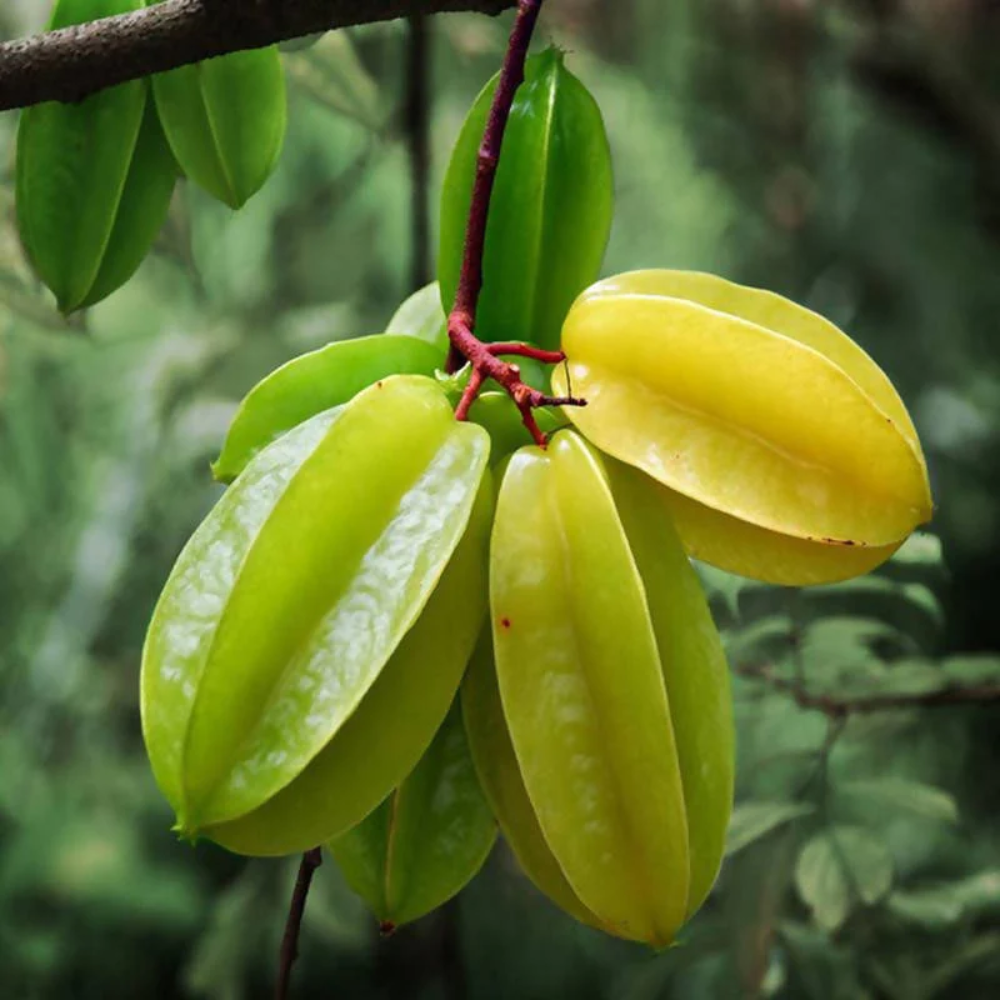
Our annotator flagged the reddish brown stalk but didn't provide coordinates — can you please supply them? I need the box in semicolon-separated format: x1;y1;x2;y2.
445;0;585;446
275;847;322;1000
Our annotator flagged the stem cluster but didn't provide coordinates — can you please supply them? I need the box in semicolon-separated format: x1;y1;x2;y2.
444;0;585;446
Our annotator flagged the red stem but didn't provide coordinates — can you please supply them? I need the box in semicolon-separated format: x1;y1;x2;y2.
445;0;585;446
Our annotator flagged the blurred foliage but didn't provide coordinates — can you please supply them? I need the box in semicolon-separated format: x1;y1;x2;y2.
2;1;1000;997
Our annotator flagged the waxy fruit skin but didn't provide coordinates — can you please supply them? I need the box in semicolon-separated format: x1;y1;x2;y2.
486;431;734;946
150;36;286;209
16;0;177;313
142;376;491;854
554;270;933;585
439;49;613;352
213;335;443;482
329;700;497;930
462;630;605;930
387;282;450;354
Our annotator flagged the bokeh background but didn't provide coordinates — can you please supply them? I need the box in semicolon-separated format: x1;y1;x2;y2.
2;1;1000;997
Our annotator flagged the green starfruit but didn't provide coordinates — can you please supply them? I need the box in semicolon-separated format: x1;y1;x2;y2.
329;700;497;931
439;48;613;351
462;630;605;931
16;0;178;313
142;376;492;855
387;282;449;354
149;24;286;209
553;270;934;585
212;334;443;482
470;430;733;946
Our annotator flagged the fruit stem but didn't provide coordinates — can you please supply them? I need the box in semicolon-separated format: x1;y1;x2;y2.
275;847;323;1000
445;0;585;447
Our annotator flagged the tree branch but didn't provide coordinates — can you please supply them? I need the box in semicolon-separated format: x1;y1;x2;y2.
738;662;1000;717
0;0;515;113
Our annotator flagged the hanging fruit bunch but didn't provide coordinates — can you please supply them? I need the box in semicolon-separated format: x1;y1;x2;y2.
14;0;929;952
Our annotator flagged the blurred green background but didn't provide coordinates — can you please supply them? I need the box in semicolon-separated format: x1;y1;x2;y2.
2;1;1000;997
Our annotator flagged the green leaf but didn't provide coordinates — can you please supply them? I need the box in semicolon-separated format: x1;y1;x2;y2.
439;48;613;351
151;41;286;208
941;654;1000;687
796;826;893;931
887;886;964;929
833;779;958;826
330;700;497;929
78;93;178;309
16;0;150;312
386;281;449;353
725;802;815;857
212;334;443;482
725;615;795;671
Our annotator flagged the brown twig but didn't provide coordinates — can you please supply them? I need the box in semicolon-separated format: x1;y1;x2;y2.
275;847;323;1000
738;662;1000;717
444;0;586;446
0;0;515;113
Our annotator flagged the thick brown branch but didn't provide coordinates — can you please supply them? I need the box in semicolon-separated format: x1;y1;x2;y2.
0;0;515;113
739;662;1000;717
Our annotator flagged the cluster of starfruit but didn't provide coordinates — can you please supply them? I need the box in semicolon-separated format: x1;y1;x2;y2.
15;0;287;313
140;48;932;945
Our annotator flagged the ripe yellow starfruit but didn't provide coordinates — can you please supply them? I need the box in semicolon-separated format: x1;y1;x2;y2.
463;430;734;946
553;270;933;585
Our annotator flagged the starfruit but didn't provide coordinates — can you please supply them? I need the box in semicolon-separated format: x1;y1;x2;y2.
329;700;496;932
212;334;443;482
387;282;449;355
141;376;492;856
463;430;734;946
149;18;286;209
553;270;934;585
439;48;613;351
16;0;178;313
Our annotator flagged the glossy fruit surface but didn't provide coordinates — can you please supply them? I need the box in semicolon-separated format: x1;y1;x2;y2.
213;335;442;482
486;430;733;946
439;49;613;351
329;700;496;930
387;282;449;355
462;629;603;929
142;376;490;850
207;478;492;856
603;457;733;914
16;0;177;313
151;38;286;208
554;270;933;584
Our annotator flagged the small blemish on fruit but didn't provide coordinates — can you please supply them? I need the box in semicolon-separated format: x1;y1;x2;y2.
500;617;512;629
376;380;384;389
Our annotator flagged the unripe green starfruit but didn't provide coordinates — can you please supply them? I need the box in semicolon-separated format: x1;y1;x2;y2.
148;11;286;209
16;0;178;313
329;700;497;932
553;270;934;585
465;430;734;946
212;334;444;482
387;282;449;355
142;375;492;856
439;48;613;352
